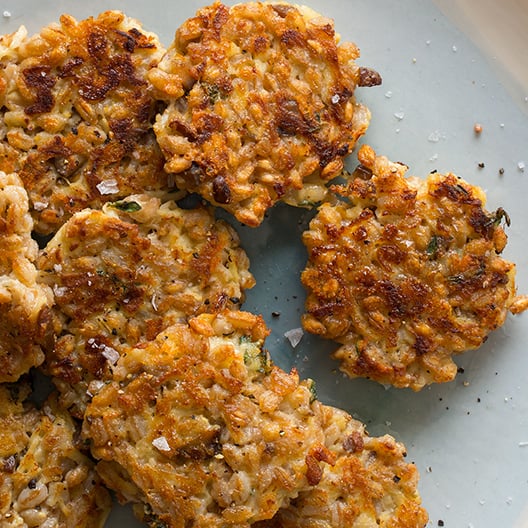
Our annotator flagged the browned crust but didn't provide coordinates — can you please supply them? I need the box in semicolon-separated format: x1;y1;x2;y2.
38;195;254;417
0;172;53;381
301;145;517;390
0;384;111;527
83;310;426;528
0;11;169;234
83;311;326;527
150;2;373;226
256;404;428;528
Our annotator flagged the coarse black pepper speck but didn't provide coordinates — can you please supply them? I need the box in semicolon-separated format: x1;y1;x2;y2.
438;520;445;527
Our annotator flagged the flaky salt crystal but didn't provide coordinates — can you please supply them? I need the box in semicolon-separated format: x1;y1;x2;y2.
33;201;48;211
87;380;105;397
152;436;171;452
96;179;119;195
284;328;304;348
428;131;441;143
101;345;120;365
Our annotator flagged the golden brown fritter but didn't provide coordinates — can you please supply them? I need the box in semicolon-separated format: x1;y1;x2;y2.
0;383;111;527
83;311;327;528
83;310;427;528
301;145;519;390
0;11;169;234
38;194;255;417
257;404;428;528
0;172;53;382
149;2;376;227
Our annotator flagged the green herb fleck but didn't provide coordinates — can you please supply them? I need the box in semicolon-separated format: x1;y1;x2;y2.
243;344;270;374
426;235;440;258
111;200;142;213
308;379;317;403
204;83;221;104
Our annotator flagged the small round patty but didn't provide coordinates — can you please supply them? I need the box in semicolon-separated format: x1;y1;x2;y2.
0;383;111;527
301;145;519;390
258;403;428;527
150;2;376;226
83;310;426;528
0;172;53;382
38;194;255;417
0;11;168;234
83;310;326;527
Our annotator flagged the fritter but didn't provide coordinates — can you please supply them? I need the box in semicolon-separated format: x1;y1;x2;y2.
0;11;169;234
301;144;519;390
149;1;377;227
84;310;427;527
0;172;53;382
258;404;428;527
38;194;255;417
83;310;327;528
0;382;111;527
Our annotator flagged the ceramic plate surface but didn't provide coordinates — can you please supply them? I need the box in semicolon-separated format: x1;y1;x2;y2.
5;1;528;527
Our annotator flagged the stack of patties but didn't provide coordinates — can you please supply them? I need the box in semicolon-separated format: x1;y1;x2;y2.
0;3;434;528
0;166;109;528
0;160;111;528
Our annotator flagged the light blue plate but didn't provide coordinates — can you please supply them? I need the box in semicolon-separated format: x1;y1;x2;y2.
8;1;528;526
